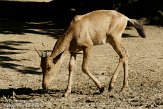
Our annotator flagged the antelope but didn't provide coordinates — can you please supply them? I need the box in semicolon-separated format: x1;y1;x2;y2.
36;10;146;97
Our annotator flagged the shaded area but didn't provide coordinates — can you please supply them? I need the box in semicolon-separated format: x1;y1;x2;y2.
0;87;99;99
0;88;64;98
0;1;67;76
49;0;163;25
0;0;162;36
0;1;53;21
0;19;64;37
122;33;139;38
0;0;75;26
0;41;40;74
0;87;162;108
0;0;162;26
18;67;41;74
0;1;66;36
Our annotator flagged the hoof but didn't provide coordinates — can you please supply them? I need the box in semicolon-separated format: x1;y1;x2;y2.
119;87;129;94
99;86;105;93
108;85;113;92
42;83;49;90
62;92;71;97
41;88;50;94
62;94;66;97
108;81;115;92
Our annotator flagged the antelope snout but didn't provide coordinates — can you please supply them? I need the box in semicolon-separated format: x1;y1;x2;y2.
42;81;49;90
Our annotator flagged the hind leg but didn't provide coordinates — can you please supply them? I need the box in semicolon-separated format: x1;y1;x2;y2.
108;38;129;92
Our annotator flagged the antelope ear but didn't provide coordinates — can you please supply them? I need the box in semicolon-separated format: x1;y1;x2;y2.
42;50;49;57
34;47;43;57
53;50;65;64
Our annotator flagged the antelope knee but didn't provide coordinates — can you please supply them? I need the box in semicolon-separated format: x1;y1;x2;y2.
69;61;75;71
82;65;88;73
120;54;128;63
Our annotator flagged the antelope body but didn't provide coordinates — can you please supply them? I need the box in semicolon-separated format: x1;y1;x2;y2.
37;10;146;97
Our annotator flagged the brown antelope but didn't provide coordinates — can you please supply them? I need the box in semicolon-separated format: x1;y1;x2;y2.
36;10;146;97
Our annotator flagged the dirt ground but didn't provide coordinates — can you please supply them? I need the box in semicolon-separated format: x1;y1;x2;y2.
0;18;163;109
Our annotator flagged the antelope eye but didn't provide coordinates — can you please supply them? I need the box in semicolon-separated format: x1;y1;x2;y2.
46;66;51;71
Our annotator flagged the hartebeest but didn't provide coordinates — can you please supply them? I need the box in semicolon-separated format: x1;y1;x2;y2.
36;10;146;97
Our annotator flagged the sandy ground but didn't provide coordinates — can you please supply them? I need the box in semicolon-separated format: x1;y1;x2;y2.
0;19;163;109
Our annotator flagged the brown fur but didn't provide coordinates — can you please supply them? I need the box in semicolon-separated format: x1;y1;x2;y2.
38;10;146;97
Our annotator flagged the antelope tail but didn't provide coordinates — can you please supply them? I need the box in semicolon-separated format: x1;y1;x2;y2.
128;19;146;38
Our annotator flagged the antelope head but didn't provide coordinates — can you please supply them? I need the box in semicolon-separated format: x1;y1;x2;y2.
35;47;65;90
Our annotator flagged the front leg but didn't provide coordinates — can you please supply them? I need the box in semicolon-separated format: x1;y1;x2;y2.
82;47;104;93
63;53;76;97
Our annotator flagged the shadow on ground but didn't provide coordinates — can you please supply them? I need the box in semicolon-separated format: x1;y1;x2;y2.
0;1;65;74
0;88;64;99
0;0;68;37
0;19;64;38
0;41;41;74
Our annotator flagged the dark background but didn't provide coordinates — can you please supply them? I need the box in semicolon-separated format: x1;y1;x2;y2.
0;0;162;25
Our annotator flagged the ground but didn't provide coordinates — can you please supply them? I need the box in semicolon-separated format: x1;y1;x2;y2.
0;18;163;109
